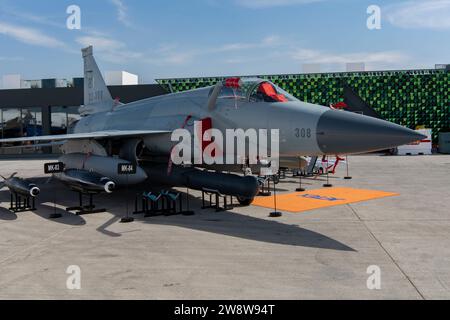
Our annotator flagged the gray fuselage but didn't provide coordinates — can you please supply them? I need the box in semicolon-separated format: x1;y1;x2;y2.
73;84;424;164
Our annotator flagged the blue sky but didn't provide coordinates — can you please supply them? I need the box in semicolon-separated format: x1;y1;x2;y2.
0;0;449;83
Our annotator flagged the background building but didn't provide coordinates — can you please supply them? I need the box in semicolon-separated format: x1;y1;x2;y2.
0;81;166;155
105;71;139;86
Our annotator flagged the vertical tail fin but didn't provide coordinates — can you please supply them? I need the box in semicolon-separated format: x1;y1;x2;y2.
79;46;114;116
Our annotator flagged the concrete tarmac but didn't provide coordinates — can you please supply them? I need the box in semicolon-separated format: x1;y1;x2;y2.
0;155;449;299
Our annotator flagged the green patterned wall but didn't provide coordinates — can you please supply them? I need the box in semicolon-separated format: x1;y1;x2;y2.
157;70;450;143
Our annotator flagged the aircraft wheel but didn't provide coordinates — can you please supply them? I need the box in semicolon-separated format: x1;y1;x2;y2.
237;196;254;206
389;147;398;155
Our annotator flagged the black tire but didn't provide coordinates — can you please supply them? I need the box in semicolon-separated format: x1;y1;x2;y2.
389;147;398;155
237;196;254;206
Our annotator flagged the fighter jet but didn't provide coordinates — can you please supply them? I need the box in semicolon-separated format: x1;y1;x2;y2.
0;46;425;205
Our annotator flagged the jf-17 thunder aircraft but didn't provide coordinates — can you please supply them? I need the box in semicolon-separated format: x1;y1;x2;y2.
0;46;425;205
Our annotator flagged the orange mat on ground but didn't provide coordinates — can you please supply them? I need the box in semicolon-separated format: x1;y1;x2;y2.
252;187;399;213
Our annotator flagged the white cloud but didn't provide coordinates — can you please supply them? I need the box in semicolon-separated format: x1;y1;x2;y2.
163;52;195;65
145;35;284;67
145;44;196;66
212;35;283;53
291;48;409;65
385;0;450;30
0;6;63;29
110;0;132;27
262;35;281;45
234;0;323;8
0;22;65;48
76;35;142;63
0;56;24;61
215;42;256;52
77;35;125;51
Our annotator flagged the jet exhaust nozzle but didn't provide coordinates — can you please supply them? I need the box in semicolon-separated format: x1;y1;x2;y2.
104;181;115;193
29;186;40;197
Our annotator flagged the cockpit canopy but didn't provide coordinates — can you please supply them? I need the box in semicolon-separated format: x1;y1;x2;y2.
213;78;298;103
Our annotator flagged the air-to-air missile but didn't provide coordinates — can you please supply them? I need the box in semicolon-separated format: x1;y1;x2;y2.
0;46;426;205
0;173;40;197
53;169;115;194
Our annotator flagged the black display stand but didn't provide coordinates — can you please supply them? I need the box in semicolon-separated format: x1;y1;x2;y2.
134;192;163;217
161;190;183;216
201;188;233;212
180;187;195;216
9;193;36;213
134;189;195;217
344;156;352;180
278;168;287;180
296;159;306;192
133;193;146;215
66;192;106;216
44;161;64;219
258;176;272;196
269;176;282;218
296;175;306;192
323;156;333;188
118;163;136;223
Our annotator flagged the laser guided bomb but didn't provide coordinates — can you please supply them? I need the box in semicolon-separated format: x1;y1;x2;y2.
0;46;426;206
54;169;116;194
143;164;260;205
0;173;40;197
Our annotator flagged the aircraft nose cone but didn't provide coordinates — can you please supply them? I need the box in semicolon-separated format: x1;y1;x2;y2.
316;110;426;154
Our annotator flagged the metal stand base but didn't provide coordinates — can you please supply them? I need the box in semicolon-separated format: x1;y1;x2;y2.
323;184;333;188
201;189;233;212
344;177;353;180
75;208;106;216
180;210;195;216
270;211;282;218
144;211;164;218
137;191;188;217
296;188;306;192
120;217;134;223
66;192;106;216
258;176;273;197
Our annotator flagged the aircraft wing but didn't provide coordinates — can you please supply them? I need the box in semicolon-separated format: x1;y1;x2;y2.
0;141;66;149
0;130;170;144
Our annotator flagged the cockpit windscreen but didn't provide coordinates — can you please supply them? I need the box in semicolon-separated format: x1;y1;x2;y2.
213;78;298;103
249;81;298;103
